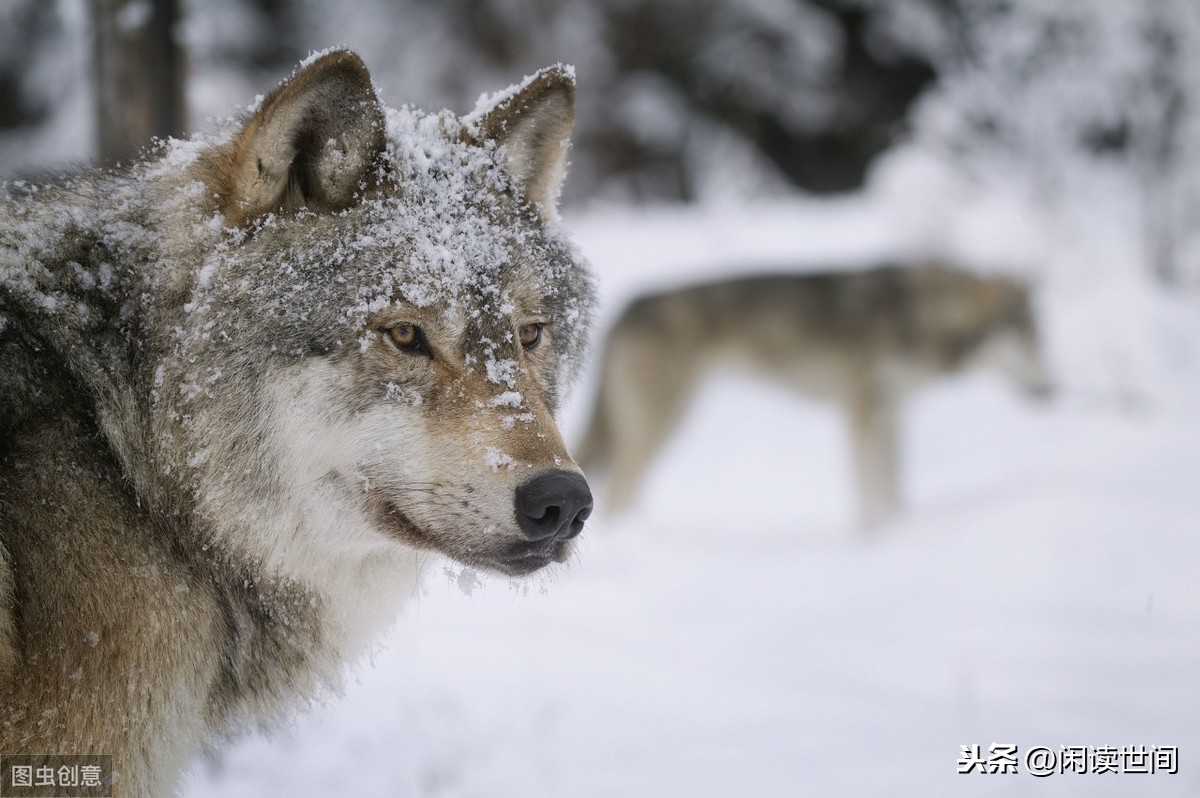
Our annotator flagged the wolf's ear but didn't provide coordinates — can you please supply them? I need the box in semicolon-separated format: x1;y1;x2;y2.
209;49;385;226
471;66;576;218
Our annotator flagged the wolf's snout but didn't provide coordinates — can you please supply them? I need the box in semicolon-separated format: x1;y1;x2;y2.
515;471;593;542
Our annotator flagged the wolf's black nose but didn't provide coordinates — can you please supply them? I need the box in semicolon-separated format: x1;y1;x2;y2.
515;471;593;542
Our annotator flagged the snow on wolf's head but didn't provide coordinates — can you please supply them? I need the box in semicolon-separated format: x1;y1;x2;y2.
165;50;595;580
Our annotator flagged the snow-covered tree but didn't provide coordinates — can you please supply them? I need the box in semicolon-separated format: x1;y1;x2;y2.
1;0;947;203
287;0;946;202
912;0;1200;284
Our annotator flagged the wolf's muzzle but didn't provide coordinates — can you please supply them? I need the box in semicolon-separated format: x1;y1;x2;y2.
514;470;593;542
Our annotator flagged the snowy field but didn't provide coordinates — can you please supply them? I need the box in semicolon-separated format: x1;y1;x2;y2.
182;173;1200;797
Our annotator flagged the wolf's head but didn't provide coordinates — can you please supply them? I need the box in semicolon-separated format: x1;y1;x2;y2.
981;284;1052;400
923;268;1051;399
160;50;595;580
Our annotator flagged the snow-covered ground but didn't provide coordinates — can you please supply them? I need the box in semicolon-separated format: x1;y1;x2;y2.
181;167;1200;797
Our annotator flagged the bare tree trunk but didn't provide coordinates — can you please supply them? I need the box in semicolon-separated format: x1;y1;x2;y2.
92;0;186;164
1142;10;1185;286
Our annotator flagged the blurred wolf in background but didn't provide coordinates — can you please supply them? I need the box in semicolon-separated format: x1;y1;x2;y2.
577;264;1050;529
0;49;594;795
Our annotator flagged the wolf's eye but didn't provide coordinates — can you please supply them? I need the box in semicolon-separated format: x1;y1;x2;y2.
518;323;543;350
386;324;429;356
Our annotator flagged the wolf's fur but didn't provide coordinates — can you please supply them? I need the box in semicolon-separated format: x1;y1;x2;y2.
0;50;594;795
577;264;1049;528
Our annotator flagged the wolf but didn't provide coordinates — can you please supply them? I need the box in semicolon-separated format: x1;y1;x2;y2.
0;49;595;795
577;264;1050;528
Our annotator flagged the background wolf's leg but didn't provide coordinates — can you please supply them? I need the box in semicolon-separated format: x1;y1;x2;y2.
603;335;701;514
850;380;900;531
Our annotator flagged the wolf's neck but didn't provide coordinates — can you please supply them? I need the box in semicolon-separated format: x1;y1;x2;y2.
202;536;427;731
210;494;430;669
